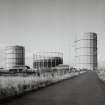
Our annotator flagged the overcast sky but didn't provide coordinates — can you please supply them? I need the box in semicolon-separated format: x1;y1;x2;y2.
0;0;105;67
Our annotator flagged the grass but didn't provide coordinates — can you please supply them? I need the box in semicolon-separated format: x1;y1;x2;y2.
0;71;85;100
97;69;105;81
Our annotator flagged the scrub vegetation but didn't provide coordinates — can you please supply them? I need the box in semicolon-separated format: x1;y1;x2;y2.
0;69;86;100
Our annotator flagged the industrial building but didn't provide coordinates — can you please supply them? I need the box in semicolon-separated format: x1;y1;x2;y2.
5;45;25;71
75;32;97;71
33;57;63;69
33;52;63;70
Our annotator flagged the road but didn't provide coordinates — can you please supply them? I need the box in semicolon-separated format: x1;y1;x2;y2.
2;71;105;105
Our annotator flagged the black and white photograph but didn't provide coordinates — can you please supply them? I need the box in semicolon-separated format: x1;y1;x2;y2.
0;0;105;105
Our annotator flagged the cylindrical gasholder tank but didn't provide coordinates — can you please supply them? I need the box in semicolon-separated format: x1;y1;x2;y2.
75;32;97;70
5;45;25;70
